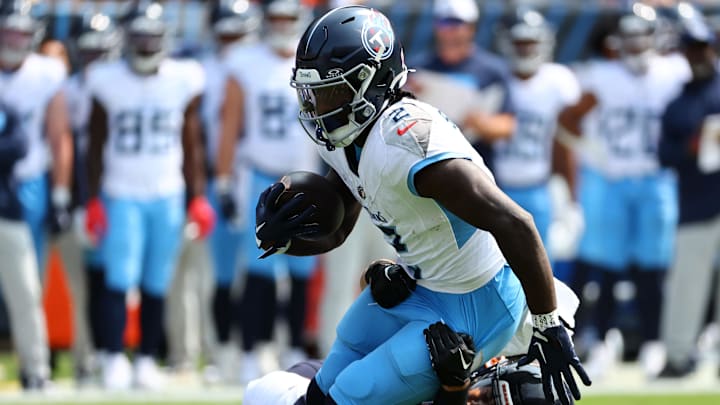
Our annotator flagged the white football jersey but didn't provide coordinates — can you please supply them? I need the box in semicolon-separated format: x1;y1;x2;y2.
87;59;205;199
0;54;67;180
226;44;319;175
494;64;580;187
318;98;506;294
576;56;689;177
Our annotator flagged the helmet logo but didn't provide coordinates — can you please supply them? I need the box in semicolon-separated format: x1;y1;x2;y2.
361;10;394;60
326;67;343;78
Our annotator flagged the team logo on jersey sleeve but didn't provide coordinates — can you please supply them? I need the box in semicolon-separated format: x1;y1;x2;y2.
357;185;366;199
361;11;394;60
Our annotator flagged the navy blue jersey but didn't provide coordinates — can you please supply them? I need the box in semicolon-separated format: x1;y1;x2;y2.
660;72;720;224
0;108;28;220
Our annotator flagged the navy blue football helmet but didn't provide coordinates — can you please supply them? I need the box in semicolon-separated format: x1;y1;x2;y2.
616;3;657;73
291;6;408;150
73;13;121;67
121;1;169;74
497;8;554;75
211;0;261;39
0;0;42;67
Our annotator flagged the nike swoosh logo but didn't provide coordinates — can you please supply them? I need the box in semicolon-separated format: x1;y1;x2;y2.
532;342;547;364
459;351;471;370
397;121;418;136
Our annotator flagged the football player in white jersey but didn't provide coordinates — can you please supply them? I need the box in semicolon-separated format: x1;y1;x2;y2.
0;0;71;389
561;4;690;378
84;2;214;390
215;0;320;383
494;9;581;250
192;0;261;382
255;6;590;405
0;1;72;272
61;12;121;385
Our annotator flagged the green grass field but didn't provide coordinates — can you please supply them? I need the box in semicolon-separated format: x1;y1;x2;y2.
0;394;717;405
2;351;720;405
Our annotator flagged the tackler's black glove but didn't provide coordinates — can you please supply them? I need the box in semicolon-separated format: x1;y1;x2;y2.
255;182;320;258
424;322;476;388
518;317;592;405
364;261;416;309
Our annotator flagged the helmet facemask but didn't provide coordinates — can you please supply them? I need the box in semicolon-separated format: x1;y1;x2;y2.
293;63;380;150
498;11;554;77
126;16;167;75
0;14;39;68
618;14;656;75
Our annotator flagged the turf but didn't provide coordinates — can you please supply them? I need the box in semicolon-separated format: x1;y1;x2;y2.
1;395;719;405
581;395;720;405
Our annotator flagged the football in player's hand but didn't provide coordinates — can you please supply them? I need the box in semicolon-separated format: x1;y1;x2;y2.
278;171;345;240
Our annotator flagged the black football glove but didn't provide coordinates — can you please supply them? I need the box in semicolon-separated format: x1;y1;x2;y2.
424;322;476;388
215;177;238;223
517;324;591;405
255;182;320;258
218;191;237;222
48;204;72;236
364;261;416;309
48;187;73;236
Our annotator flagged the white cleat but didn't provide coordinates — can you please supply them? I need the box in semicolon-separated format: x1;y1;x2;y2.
204;343;239;386
240;351;263;386
583;329;624;381
133;356;165;390
638;341;667;379
102;353;132;391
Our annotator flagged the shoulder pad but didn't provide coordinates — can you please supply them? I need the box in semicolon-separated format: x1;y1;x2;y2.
379;99;434;158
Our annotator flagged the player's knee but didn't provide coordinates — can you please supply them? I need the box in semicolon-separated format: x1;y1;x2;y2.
105;271;133;293
328;369;375;404
141;273;173;297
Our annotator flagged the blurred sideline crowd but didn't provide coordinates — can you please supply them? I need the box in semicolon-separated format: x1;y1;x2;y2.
0;0;718;395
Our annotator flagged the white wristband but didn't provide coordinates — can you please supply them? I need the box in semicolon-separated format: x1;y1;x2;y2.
52;186;71;208
532;309;561;331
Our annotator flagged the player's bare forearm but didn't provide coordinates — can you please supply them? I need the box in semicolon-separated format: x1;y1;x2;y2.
558;92;596;136
415;158;556;314
46;92;73;188
182;96;206;198
466;112;515;142
87;99;108;198
551;137;578;201
215;77;244;178
286;168;363;256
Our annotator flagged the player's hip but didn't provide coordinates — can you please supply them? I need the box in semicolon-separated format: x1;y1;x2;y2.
405;265;526;360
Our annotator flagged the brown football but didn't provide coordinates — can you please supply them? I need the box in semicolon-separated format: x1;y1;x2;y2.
277;171;345;240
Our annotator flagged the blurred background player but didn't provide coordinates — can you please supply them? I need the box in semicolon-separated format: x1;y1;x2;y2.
216;0;319;384
493;8;582;251
561;3;690;379
0;103;50;391
85;1;212;390
190;0;261;383
411;0;515;171
0;0;72;281
658;3;720;378
61;11;121;385
0;0;71;389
